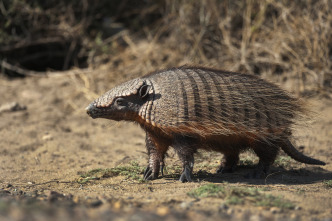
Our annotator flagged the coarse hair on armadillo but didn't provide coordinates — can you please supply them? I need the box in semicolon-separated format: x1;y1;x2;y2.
136;65;307;143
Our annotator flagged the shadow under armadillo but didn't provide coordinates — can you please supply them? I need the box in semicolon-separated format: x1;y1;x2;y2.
162;165;332;185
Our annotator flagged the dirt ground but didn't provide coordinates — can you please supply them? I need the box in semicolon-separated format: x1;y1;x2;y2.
0;67;331;221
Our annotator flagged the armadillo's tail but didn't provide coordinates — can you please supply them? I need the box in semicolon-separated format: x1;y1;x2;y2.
281;139;326;165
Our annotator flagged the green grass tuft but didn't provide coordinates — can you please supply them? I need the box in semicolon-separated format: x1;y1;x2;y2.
188;184;294;209
274;156;293;168
77;161;145;184
256;194;294;209
188;183;225;198
324;180;332;188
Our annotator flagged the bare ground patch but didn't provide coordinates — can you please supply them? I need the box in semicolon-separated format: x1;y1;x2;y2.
0;71;331;220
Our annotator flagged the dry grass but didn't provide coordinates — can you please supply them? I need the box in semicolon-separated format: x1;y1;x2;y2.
82;0;332;96
163;0;332;93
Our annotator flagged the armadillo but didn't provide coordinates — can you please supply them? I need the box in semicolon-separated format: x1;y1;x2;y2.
86;66;325;182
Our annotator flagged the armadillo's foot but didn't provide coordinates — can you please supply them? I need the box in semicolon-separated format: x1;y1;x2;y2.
143;163;165;180
216;164;237;174
173;137;196;182
245;162;269;179
179;165;193;182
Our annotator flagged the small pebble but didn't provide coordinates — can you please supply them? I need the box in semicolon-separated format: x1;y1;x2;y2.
218;203;229;212
156;206;169;216
0;189;10;195
249;215;263;221
113;201;121;209
46;190;64;202
90;200;103;207
270;207;281;214
227;208;234;215
73;196;80;204
0;102;26;113
290;213;298;220
42;134;53;141
180;201;193;209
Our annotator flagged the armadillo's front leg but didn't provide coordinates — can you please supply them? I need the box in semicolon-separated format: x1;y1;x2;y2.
173;136;197;182
143;132;169;180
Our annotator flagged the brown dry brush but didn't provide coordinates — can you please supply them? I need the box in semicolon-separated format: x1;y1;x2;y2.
157;0;332;93
81;0;332;96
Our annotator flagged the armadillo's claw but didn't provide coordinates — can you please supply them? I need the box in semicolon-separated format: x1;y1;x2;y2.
143;164;150;176
143;166;153;180
143;165;151;179
143;170;153;180
143;165;160;180
179;165;193;182
144;174;154;180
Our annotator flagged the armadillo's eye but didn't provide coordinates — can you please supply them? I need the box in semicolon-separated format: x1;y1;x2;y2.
115;97;125;106
138;84;150;98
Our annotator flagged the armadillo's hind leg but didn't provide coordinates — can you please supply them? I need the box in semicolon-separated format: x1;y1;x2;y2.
216;151;240;174
249;141;279;179
144;132;170;180
173;136;198;182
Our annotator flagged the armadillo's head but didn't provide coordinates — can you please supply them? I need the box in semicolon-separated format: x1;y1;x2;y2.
86;78;151;121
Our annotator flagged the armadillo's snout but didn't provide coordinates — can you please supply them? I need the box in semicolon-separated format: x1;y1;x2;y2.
86;103;98;119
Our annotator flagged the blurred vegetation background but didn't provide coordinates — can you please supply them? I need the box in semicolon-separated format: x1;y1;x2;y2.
0;0;331;94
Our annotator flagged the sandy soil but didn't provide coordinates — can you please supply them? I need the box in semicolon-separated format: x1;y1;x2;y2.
0;69;331;221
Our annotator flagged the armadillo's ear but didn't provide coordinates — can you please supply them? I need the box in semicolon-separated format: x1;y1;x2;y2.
138;83;150;98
